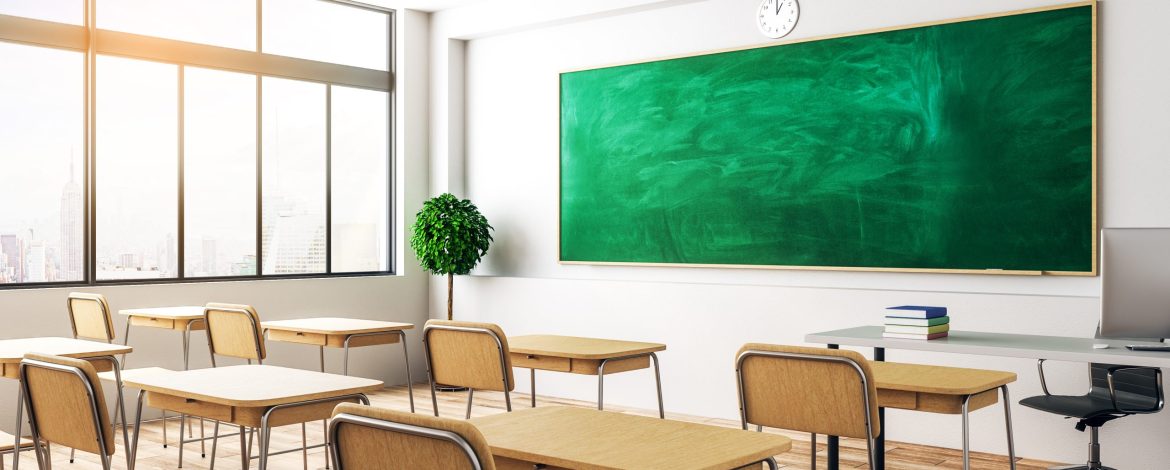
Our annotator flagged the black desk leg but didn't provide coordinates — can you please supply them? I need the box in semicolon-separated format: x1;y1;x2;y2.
874;347;886;470
827;344;840;470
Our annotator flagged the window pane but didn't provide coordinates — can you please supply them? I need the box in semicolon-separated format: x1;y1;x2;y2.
262;0;389;71
97;0;255;51
0;0;82;25
0;42;84;284
96;55;178;280
185;67;257;277
262;77;325;275
331;86;388;273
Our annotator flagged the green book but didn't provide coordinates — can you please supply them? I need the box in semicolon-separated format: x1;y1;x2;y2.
884;323;951;335
884;316;950;327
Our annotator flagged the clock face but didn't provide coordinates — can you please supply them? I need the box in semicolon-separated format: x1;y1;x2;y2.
757;0;799;39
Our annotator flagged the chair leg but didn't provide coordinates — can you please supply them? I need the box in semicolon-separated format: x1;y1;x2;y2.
209;422;219;470
301;423;308;470
178;414;186;468
465;388;475;419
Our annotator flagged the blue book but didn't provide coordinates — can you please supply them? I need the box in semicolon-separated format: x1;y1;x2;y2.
885;305;947;319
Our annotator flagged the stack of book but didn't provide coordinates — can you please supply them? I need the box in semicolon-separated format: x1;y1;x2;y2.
883;306;949;340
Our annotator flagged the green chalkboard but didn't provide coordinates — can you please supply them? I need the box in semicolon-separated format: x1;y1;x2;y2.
559;3;1095;274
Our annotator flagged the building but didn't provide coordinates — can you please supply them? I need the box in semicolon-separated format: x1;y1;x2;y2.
58;165;83;281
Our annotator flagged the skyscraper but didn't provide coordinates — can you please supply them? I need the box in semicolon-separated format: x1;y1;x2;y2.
59;162;83;281
0;234;22;283
25;240;46;282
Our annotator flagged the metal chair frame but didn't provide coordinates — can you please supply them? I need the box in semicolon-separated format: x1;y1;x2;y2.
18;358;114;470
422;324;513;419
327;412;484;470
735;349;877;470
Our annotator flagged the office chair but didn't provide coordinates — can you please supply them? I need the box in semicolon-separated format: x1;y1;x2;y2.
1020;360;1163;470
329;403;495;469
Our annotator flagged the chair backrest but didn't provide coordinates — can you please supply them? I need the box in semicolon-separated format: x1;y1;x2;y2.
736;343;880;439
423;320;514;392
204;303;266;362
67;293;115;342
20;353;114;458
330;403;494;470
1089;363;1164;411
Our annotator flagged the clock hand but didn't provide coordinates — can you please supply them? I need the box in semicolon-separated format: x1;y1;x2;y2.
774;0;780;14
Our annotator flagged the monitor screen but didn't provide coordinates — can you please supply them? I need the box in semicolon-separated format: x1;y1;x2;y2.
1100;228;1170;340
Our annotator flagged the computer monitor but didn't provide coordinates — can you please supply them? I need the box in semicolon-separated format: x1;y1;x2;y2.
1100;228;1170;340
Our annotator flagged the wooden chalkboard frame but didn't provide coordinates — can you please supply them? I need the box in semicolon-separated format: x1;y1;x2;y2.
558;1;1097;276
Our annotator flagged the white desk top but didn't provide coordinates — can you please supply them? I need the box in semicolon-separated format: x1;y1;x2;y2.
261;317;414;335
0;337;133;364
122;365;383;407
119;306;205;320
807;326;1170;368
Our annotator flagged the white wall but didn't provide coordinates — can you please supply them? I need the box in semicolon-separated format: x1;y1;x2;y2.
0;8;433;435
432;0;1170;466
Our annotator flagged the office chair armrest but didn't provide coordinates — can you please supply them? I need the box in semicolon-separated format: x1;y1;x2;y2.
1036;359;1053;396
1105;366;1165;413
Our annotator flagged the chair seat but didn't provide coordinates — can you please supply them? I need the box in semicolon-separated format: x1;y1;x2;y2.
1019;391;1157;420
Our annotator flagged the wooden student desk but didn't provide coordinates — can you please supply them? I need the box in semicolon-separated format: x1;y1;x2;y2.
262;317;415;412
509;334;667;418
471;406;791;469
805;325;1170;470
0;337;133;470
119;306;207;451
125;365;382;470
119;306;206;369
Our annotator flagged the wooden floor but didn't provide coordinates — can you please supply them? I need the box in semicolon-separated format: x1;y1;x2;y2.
5;384;1065;469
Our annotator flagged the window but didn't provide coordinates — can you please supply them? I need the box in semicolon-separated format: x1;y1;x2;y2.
184;67;257;277
0;42;85;285
96;56;179;280
0;1;394;287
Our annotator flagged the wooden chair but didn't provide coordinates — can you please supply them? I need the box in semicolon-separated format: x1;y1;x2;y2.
66;293;116;343
204;303;266;366
202;302;269;470
735;343;879;470
423;320;515;419
19;353;117;470
329;403;495;469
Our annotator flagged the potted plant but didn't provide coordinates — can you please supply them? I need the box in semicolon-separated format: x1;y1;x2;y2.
410;193;493;320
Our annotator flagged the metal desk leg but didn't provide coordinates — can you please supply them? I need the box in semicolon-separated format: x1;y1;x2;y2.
530;368;537;407
597;353;665;419
394;330;415;413
130;390;146;468
1002;385;1017;470
183;320;205;457
826;343;839;470
320;346;331;470
12;386;27;470
962;395;972;470
874;347;885;470
650;352;665;419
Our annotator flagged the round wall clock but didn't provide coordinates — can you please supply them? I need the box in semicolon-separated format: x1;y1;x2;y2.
757;0;799;39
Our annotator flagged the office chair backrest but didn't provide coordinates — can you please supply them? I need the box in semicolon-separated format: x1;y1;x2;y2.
1089;363;1163;409
329;403;495;470
736;343;880;439
67;293;115;342
204;303;266;362
423;320;515;392
20;353;115;459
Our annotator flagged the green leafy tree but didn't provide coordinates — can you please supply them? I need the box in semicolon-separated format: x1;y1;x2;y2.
410;193;493;320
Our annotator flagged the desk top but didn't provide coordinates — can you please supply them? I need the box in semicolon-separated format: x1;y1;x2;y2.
0;430;31;452
261;317;414;335
470;406;790;469
871;361;1016;395
0;337;132;364
119;306;205;320
509;335;665;360
121;365;383;407
807;326;1170;368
